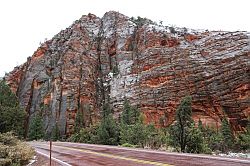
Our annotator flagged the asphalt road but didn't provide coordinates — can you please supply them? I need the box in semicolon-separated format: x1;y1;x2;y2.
29;141;250;166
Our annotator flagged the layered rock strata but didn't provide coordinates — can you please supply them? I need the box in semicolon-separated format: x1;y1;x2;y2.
5;11;250;136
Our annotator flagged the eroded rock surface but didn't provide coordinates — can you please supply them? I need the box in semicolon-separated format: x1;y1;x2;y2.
5;11;250;136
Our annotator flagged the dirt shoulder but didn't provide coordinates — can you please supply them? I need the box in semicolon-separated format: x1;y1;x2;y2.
29;153;62;166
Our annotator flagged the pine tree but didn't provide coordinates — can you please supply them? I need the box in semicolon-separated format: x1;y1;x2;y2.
169;96;193;152
74;110;84;133
97;104;119;145
121;99;132;125
120;113;146;147
51;123;60;141
0;80;26;137
186;123;208;153
221;118;234;151
121;99;140;125
120;100;144;146
28;114;45;140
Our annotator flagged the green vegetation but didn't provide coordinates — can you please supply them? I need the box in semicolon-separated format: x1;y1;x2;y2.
28;114;45;140
235;122;250;151
67;96;250;154
0;132;34;166
97;104;119;145
221;118;234;151
69;100;169;149
130;16;152;27
1;76;247;155
121;143;136;148
51;123;60;141
169;26;176;34
112;66;119;76
0;80;26;137
74;110;84;133
167;98;210;153
68;104;120;145
0;80;35;165
169;96;194;152
68;125;98;143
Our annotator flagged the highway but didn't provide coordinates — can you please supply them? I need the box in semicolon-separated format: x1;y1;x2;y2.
29;141;250;166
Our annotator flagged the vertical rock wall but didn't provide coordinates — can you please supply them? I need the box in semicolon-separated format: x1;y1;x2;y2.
5;11;250;137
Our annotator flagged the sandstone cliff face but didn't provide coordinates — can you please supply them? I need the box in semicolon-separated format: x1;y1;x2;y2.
5;11;250;136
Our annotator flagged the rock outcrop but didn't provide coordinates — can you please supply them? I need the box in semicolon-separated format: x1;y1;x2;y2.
5;11;250;137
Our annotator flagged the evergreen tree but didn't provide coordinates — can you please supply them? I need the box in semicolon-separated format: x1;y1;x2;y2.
51;123;60;141
74;110;84;133
144;124;158;148
28;114;45;140
236;120;250;151
97;104;119;145
169;96;193;152
186;123;209;153
203;126;224;152
121;99;140;125
121;99;132;125
120;114;146;147
221;118;234;151
120;100;144;146
0;80;26;137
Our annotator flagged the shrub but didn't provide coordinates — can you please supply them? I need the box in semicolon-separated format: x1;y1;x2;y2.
0;132;35;166
169;26;176;34
121;143;136;148
234;121;250;152
112;66;119;76
68;125;99;144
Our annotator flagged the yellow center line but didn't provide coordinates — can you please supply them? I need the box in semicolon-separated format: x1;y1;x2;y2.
50;144;173;166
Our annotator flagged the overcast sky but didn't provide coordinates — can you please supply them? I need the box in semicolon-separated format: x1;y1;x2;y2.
0;0;249;77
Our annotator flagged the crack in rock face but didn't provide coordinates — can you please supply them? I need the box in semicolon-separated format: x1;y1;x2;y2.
5;11;250;136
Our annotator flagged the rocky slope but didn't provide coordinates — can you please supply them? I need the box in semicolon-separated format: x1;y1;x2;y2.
5;11;250;137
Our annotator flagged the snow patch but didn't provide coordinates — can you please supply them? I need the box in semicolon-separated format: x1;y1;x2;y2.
118;60;134;76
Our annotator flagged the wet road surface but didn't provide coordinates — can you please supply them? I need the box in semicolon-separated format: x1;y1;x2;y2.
29;141;250;166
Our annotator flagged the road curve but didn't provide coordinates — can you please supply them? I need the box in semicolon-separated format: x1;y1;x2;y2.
29;141;250;166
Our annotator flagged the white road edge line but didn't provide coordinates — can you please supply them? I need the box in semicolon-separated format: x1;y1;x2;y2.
36;150;72;166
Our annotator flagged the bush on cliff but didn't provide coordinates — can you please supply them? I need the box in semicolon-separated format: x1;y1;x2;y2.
0;132;34;166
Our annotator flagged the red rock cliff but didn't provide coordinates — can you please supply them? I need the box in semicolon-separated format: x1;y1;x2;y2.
5;11;250;136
